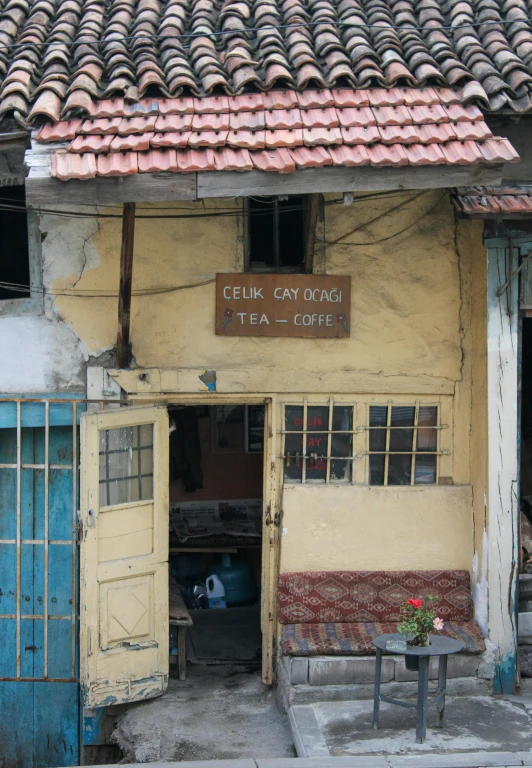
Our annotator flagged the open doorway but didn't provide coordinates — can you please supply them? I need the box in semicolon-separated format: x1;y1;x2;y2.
167;403;265;676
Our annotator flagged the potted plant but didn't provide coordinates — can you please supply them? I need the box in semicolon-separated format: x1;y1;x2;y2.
397;596;445;670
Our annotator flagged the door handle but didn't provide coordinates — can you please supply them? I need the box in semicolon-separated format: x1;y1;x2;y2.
88;509;96;528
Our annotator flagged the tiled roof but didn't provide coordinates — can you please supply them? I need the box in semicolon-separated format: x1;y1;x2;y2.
34;88;518;180
454;185;532;216
3;0;532;128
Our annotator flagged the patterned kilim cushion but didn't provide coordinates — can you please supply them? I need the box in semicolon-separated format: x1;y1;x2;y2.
280;620;486;656
277;571;473;624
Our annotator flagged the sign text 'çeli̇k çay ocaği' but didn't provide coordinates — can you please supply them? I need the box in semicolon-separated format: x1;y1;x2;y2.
215;274;351;338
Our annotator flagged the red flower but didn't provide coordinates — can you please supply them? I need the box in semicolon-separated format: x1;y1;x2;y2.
406;598;423;609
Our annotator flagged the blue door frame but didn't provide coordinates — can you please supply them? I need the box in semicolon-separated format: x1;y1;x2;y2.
0;396;84;768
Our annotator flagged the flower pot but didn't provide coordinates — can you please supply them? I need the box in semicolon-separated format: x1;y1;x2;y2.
405;655;419;672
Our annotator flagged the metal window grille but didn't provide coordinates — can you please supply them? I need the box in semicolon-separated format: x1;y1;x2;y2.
281;399;355;484
365;403;441;486
0;397;117;683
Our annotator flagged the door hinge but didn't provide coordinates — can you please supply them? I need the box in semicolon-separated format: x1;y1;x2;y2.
76;510;83;542
265;505;282;527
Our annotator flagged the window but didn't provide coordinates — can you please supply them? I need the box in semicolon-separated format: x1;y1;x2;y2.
99;425;154;506
283;403;353;483
368;405;438;486
212;404;264;453
0;184;42;316
245;196;306;272
281;400;442;486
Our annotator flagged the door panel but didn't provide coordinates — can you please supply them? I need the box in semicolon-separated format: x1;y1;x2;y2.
80;406;169;708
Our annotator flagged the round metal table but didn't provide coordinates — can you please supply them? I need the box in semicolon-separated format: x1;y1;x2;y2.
372;633;463;743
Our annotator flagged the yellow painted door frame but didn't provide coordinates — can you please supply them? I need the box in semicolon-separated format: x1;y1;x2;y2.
127;392;281;685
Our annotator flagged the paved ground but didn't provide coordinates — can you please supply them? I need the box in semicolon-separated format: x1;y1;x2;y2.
111;664;296;763
289;695;532;763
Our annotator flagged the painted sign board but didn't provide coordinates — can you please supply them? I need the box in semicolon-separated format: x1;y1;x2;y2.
216;273;351;338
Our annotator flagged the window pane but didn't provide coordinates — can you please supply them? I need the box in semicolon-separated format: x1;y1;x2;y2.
415;454;437;484
388;454;412;485
369;455;385;485
417;406;438;451
285;406;303;431
331;432;352;482
99;424;154;507
284;433;303;482
214;405;245;450
389;429;413;452
332;406;352;431
391;406;415;427
369;406;387;452
307;406;328;431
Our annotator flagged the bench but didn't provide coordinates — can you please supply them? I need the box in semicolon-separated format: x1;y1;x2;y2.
277;570;485;690
169;572;193;681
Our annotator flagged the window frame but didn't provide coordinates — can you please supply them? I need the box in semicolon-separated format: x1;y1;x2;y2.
243;196;309;274
0;210;43;317
280;396;452;486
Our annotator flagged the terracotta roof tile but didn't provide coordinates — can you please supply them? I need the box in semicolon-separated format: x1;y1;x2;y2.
110;133;154;153
402;144;446;165
340;125;381;144
264;129;304;148
263;91;299;110
303;127;342;146
81;118;122;135
159;99;195;115
229;111;266;131
43;90;519;180
265;109;303;130
301;108;339;129
439;141;484;165
227;131;266;150
155;114;193;132
36;121;82;143
406;105;448;124
70;135;114;154
499;195;532;213
453;186;532;217
251;149;296;174
176;149;216;173
138;149;178;173
337;107;376;128
228;94;265;112
151;132;191;149
296;90;334;109
188;131;229;148
91;100;125;119
367;89;406;107
118;116;157;134
372;106;413;126
289;146;333;169
328;145;371;166
97;152;138;177
331;90;369;108
214;148;253;172
366;144;409;167
51;152;97;181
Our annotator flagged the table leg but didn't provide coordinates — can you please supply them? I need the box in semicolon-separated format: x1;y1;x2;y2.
416;656;430;744
437;654;447;727
178;626;187;681
373;648;382;729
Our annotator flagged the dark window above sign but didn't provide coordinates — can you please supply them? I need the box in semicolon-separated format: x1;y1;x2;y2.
0;185;29;300
245;196;306;273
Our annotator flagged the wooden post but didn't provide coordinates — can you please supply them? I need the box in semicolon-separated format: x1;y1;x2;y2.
116;202;136;369
304;193;320;274
487;238;519;694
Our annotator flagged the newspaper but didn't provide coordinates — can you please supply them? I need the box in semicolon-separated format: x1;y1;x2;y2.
170;499;262;541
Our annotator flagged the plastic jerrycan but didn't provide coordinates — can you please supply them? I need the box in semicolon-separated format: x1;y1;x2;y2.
206;574;227;609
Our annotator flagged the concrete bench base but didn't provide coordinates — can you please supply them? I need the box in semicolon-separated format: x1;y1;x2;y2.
277;654;490;713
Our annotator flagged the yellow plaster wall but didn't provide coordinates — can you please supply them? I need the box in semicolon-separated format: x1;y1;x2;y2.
280;485;474;572
49;190;486;575
52;191;462;393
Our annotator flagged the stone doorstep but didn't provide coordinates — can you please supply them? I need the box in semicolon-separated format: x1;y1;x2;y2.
285;654;481;686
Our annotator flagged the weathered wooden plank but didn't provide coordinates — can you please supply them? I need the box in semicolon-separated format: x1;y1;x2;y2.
26;172;197;206
116;202;136;369
487;242;520;694
197;164;504;198
304;193;320;273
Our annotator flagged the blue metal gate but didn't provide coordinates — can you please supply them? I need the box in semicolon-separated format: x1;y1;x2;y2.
0;397;83;768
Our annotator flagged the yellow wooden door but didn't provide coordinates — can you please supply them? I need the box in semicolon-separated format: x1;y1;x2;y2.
80;405;169;707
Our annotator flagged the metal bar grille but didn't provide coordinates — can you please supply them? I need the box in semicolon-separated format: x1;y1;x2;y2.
0;397;116;683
